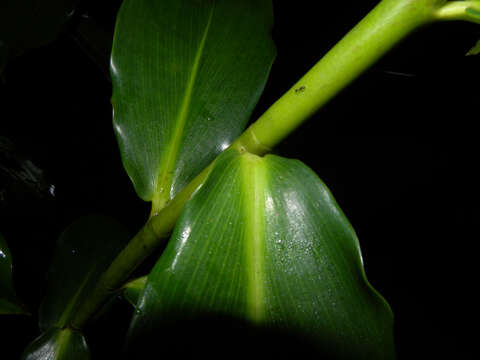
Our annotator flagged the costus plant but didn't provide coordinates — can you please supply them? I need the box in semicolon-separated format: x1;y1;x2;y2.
1;0;479;359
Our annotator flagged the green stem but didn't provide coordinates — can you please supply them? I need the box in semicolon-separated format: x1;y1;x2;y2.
435;1;480;23
237;0;446;150
71;0;463;329
71;163;214;328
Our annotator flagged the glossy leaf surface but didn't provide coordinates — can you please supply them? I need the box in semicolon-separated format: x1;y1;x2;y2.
128;150;395;359
39;215;130;330
0;232;27;314
111;0;275;210
0;0;77;61
22;327;90;360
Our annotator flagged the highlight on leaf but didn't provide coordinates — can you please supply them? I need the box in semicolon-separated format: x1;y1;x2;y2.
7;0;480;358
126;149;394;360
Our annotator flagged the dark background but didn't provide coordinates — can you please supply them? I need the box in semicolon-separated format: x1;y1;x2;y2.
1;1;478;358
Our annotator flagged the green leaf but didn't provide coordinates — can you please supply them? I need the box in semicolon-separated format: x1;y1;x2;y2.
0;0;77;61
127;150;395;359
0;232;28;315
111;0;275;211
39;215;130;330
467;38;480;56
122;276;147;307
22;327;90;360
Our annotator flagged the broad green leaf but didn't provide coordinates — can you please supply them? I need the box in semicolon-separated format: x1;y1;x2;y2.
0;232;27;315
0;0;77;61
111;0;275;211
122;276;147;307
128;150;394;359
39;215;130;330
22;327;90;360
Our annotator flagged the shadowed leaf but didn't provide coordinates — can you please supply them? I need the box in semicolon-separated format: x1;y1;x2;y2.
0;0;78;64
39;215;130;330
0;232;28;315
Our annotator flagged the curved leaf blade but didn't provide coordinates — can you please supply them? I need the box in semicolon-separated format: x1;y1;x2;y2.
111;0;275;210
0;232;27;315
128;150;394;359
39;215;130;330
22;327;90;360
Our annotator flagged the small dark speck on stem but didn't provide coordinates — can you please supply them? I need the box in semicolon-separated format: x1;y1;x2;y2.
295;86;306;94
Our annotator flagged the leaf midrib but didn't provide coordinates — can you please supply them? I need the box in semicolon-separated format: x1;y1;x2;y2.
55;329;72;359
241;154;266;322
154;5;216;210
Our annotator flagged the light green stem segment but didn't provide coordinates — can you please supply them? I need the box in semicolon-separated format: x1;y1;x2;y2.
71;0;471;329
435;1;480;23
70;163;214;328
235;0;446;152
